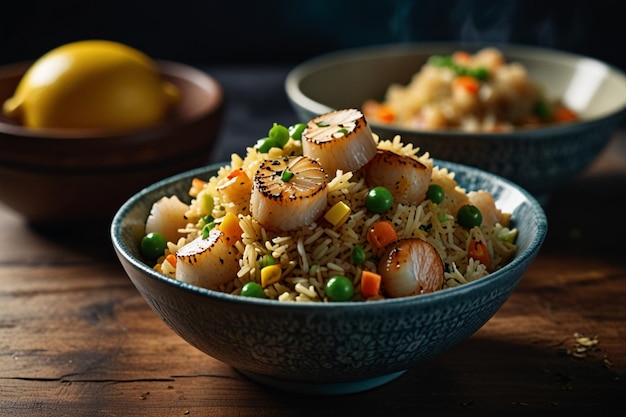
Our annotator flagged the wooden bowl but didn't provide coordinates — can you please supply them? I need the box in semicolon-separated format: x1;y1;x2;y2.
0;60;224;224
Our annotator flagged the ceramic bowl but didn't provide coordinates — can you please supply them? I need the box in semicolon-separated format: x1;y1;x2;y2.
285;42;626;202
111;160;547;395
0;60;223;224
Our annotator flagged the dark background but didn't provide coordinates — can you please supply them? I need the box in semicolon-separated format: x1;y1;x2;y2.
2;0;623;163
1;0;624;71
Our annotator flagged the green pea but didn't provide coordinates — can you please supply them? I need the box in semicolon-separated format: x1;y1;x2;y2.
428;55;454;68
140;232;167;260
256;137;280;153
351;245;366;265
241;282;266;298
533;100;552;120
325;275;354;302
260;254;276;268
457;204;483;228
365;186;394;213
427;184;445;204
288;123;307;140
469;66;489;81
268;123;290;148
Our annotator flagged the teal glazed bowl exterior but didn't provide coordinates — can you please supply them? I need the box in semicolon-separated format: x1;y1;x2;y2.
111;160;548;395
285;42;626;202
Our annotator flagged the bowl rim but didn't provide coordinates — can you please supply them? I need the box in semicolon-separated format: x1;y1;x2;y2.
285;41;626;137
111;159;548;311
0;59;223;140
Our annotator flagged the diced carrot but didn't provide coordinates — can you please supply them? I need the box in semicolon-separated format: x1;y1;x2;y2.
367;220;398;249
165;254;177;267
192;177;207;189
218;212;243;243
453;51;471;64
360;270;381;298
553;104;578;122
190;177;208;197
376;104;395;123
453;76;480;94
468;239;490;269
226;168;246;180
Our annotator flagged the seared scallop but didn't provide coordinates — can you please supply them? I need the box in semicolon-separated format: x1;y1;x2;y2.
176;228;240;290
362;149;432;205
145;195;189;243
378;238;444;297
302;108;378;177
250;155;328;231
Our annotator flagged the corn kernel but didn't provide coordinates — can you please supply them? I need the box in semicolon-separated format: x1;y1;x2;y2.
324;201;351;228
261;264;282;288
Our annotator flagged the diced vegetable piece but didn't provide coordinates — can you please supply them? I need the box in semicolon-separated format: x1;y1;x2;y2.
453;76;480;94
497;227;518;243
468;66;489;80
324;201;351;228
534;100;552;119
261;264;282;288
468;239;491;268
367;220;398;249
200;193;214;215
219;212;242;243
281;169;294;182
165;254;177;267
452;51;471;63
190;178;207;197
360;270;382;298
201;221;216;239
553;104;578;122
376;104;395;123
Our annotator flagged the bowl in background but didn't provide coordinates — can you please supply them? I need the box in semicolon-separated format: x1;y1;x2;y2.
0;60;223;224
285;42;626;202
111;160;547;395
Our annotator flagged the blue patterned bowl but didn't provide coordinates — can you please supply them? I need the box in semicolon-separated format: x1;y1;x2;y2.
286;42;626;203
111;160;547;395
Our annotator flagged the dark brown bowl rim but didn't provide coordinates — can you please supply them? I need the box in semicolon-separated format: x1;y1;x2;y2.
0;60;223;140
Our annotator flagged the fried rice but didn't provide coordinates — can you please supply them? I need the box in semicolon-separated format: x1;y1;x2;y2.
149;132;517;302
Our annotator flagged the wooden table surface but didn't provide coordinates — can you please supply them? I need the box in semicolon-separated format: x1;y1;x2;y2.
1;67;625;417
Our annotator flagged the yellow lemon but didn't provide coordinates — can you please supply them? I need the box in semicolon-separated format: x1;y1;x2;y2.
2;40;180;130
